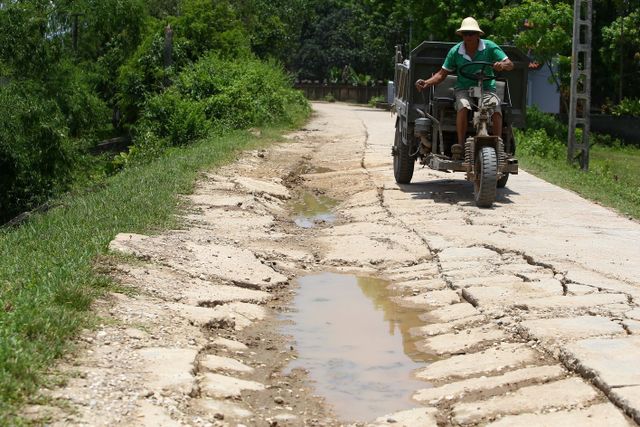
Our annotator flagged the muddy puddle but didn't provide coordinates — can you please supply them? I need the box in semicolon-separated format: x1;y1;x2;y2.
290;191;337;228
281;273;433;422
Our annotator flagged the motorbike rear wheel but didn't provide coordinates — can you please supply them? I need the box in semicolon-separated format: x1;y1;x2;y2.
497;173;509;188
474;146;498;207
393;127;414;184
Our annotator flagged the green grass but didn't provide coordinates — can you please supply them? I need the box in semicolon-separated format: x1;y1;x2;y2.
517;142;640;220
0;117;306;424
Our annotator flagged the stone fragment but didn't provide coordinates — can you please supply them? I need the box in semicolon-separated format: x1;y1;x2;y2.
519;316;624;346
410;315;485;337
191;399;252;418
420;303;480;323
416;325;507;355
396;289;460;308
461;281;561;306
452;377;599;424
368;407;438;427
108;233;287;289
486;403;632;427
438;247;500;262
413;365;565;403
391;278;448;291
200;354;254;373
170;302;265;330
561;336;640;389
451;274;524;289
212;337;248;350
135;348;198;395
519;293;628;310
609;385;640;424
415;343;539;381
199;373;265;398
134;401;184;426
626;308;640;321
623;319;640;334
233;176;290;199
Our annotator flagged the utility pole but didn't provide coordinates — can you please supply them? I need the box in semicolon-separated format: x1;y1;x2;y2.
567;0;592;171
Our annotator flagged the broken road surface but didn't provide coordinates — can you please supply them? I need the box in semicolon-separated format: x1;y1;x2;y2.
31;103;640;426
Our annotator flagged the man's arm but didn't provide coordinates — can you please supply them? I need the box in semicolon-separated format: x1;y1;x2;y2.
493;57;513;72
415;68;450;92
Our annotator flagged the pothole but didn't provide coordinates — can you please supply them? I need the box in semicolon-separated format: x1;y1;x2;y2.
290;191;337;228
281;272;435;422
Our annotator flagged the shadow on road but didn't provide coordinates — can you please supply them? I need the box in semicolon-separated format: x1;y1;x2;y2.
396;178;518;206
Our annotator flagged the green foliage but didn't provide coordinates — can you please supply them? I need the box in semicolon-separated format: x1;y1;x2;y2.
177;0;251;61
526;106;567;141
368;95;385;107
492;0;573;64
48;60;111;138
516;128;566;160
0;82;74;222
124;54;309;163
324;93;336;103
611;98;640;117
293;0;397;82
600;10;640;99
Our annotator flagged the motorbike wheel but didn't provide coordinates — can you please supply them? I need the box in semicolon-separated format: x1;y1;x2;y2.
393;127;414;184
474;146;498;208
497;174;509;188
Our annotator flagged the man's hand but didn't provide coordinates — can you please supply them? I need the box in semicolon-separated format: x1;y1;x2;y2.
493;59;514;72
415;79;430;92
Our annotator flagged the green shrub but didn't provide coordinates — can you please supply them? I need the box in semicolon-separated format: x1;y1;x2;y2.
612;98;640;117
526;106;567;141
368;95;385;107
516;128;565;160
123;54;309;164
0;82;74;222
324;93;336;102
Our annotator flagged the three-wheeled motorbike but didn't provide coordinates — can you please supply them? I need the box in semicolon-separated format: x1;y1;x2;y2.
392;42;529;207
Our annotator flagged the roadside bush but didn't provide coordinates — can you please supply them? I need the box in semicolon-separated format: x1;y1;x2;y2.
516;128;565;160
0;82;74;222
526;106;567;141
122;54;309;165
49;60;111;138
176;54;308;129
611;98;640;117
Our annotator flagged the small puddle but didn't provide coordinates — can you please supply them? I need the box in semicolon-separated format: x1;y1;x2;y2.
290;191;337;228
281;273;434;422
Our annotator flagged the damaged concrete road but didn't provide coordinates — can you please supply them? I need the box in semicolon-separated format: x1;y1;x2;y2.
29;103;640;426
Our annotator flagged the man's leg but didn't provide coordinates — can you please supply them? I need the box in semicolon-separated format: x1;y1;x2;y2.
492;112;502;138
456;108;468;145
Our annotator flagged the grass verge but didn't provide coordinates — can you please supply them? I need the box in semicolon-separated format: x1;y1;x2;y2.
0;118;305;424
517;142;640;220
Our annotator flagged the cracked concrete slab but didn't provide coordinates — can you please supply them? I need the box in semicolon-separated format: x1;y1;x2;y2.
135;348;198;396
452;377;599;424
561;336;640;388
109;233;288;289
199;373;265;399
420;303;480;323
416;325;508;355
486;403;633;427
415;343;540;381
519;316;625;346
368;407;438;427
413;365;566;404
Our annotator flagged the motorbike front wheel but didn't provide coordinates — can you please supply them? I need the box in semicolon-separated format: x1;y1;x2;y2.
474;146;498;208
